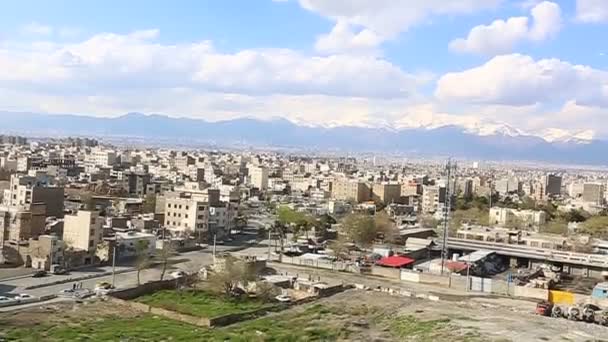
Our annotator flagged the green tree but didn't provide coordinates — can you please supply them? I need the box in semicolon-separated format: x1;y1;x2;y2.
208;256;256;297
341;214;377;248
135;240;151;286
580;216;608;238
158;243;176;281
540;220;568;235
328;237;351;260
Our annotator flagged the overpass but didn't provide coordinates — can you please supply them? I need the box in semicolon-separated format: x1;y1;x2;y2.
443;238;608;271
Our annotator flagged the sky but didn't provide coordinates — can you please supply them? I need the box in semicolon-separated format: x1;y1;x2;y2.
1;0;607;140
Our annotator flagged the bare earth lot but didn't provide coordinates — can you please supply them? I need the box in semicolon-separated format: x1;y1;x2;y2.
1;290;607;341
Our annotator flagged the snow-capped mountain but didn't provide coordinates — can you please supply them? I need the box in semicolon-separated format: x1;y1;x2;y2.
537;128;595;144
0;111;606;164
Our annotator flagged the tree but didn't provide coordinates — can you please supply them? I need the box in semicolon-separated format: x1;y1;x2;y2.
341;214;377;248
418;215;439;229
142;194;157;214
580;216;608;238
328;237;350;260
540;220;568;235
135;240;151;286
374;211;399;244
158;243;176;281
208;256;256;297
255;281;281;302
559;209;589;223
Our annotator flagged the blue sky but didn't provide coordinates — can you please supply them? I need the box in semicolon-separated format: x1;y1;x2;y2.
0;0;607;141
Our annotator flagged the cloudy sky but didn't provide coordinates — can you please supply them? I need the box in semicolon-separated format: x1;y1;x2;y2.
1;0;607;139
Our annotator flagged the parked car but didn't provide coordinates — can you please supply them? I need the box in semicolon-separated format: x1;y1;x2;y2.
94;282;115;295
32;270;47;278
169;271;186;279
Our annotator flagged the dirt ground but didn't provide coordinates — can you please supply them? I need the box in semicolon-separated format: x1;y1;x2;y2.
1;291;608;341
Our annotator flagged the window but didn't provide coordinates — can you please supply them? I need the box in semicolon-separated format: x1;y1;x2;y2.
185;214;188;218
179;205;182;209
89;240;94;247
168;204;171;208
185;206;189;210
178;213;181;218
198;215;204;219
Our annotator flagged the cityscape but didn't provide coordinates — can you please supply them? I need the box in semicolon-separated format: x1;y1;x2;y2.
2;1;608;341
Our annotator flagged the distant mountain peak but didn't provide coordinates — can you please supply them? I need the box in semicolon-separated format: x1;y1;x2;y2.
538;128;595;144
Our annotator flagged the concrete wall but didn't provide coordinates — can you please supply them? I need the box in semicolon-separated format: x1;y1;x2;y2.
371;266;401;279
513;286;548;300
419;273;450;287
400;270;421;283
110;279;176;300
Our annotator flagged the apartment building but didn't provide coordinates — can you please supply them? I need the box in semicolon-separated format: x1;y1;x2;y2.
583;183;605;205
249;165;269;190
63;210;103;265
164;192;209;238
331;179;370;203
421;185;446;214
87;148;117;167
372;183;402;205
489;207;546;228
543;174;562;196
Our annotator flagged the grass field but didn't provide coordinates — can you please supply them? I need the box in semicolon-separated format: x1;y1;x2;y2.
135;289;272;318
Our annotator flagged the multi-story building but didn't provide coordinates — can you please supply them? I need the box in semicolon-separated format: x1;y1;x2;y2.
249;166;269;190
163;192;209;238
0;204;46;242
331;180;370;203
3;174;64;218
583;183;605;205
489;207;546;228
372;183;402;205
568;182;584;198
88;148;117;168
421;185;446;214
494;177;520;195
543;174;562;196
125;171;151;197
63;210;103;265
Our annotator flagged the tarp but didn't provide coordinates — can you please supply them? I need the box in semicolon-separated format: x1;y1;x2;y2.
376;255;415;268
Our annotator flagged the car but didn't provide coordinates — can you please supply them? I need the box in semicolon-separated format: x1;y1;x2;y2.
0;296;16;307
275;294;292;303
225;237;234;242
15;293;37;303
32;270;47;278
216;240;225;245
169;271;186;279
58;289;75;297
95;282;113;290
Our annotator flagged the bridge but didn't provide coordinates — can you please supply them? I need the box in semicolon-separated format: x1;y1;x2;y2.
442;238;608;271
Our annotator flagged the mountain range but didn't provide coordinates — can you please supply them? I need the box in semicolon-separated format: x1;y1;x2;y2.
1;111;606;165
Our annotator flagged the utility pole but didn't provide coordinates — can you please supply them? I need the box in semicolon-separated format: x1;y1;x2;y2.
212;233;217;264
111;240;117;288
440;159;456;275
267;228;272;261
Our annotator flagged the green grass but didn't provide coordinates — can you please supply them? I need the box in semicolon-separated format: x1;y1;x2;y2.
1;304;352;341
135;290;272;318
384;315;486;342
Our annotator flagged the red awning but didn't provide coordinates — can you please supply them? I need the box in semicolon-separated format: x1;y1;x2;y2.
376;255;415;268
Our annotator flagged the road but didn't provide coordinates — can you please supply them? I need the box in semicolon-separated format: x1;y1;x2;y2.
0;227;261;301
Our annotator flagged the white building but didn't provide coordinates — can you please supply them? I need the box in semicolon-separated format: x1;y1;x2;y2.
489;207;546;228
164;193;209;237
249;166;269;190
63;210;103;265
87;148;117;167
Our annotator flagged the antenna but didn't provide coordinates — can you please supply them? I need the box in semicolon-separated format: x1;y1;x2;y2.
440;158;456;275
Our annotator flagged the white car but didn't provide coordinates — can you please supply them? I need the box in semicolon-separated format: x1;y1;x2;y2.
15;293;37;303
0;296;16;307
275;294;292;303
169;271;186;279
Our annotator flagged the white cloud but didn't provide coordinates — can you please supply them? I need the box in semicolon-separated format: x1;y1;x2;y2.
0;29;423;99
576;0;608;23
297;0;501;53
449;1;561;55
22;22;53;36
314;20;382;55
435;54;608;107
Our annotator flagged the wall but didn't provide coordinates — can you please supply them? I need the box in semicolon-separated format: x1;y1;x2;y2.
419;273;450;287
110;279;176;300
400;270;421;283
371;266;401;279
513;286;548;300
